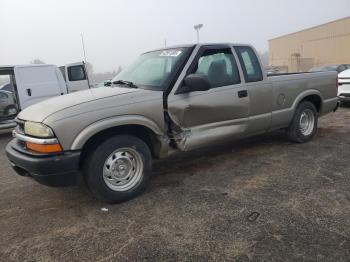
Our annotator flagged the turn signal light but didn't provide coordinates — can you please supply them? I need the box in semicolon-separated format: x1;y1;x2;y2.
26;142;62;153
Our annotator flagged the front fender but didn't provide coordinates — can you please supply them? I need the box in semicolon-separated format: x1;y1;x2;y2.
70;115;164;150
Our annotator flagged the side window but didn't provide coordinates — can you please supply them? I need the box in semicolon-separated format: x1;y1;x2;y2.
192;48;240;88
68;65;86;81
234;46;263;83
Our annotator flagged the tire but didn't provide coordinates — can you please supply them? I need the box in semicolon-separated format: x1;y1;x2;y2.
83;135;152;203
287;101;318;143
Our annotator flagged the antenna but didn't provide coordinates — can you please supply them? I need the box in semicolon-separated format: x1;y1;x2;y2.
81;33;88;63
80;33;92;88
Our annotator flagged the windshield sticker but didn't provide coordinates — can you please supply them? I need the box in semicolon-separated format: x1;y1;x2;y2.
159;50;182;57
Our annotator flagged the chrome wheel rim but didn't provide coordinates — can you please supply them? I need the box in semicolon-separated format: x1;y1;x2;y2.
103;147;143;192
299;109;315;136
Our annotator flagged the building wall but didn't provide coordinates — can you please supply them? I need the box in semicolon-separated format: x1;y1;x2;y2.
269;17;350;72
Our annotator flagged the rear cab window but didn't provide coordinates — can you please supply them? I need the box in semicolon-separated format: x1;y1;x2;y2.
234;46;263;83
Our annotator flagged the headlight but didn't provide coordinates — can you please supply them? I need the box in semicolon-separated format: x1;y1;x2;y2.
24;121;54;138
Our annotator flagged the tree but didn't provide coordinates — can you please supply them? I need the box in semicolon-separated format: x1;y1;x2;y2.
30;59;45;64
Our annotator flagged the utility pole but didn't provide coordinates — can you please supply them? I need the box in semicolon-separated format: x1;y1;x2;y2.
164;39;167;48
194;24;204;43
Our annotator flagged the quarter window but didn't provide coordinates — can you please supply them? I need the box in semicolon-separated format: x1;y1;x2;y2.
192;48;240;88
235;46;263;83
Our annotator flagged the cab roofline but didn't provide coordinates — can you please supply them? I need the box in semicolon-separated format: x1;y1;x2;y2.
142;43;253;54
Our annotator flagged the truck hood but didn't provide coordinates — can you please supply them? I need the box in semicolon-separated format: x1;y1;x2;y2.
18;87;157;123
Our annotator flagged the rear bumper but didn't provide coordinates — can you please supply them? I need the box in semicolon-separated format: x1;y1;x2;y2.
6;139;81;187
338;95;350;102
321;97;339;115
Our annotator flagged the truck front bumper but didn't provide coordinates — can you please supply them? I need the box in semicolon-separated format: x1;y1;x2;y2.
6;139;81;187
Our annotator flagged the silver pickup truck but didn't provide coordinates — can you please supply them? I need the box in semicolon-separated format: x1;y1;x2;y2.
6;43;339;203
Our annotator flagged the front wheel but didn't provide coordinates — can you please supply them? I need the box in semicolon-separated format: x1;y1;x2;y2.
287;101;318;143
83;135;152;203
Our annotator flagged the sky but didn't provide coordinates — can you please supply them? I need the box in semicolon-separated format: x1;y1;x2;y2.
0;0;349;73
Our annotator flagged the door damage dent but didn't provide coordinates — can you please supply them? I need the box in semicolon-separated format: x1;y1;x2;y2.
173;119;247;151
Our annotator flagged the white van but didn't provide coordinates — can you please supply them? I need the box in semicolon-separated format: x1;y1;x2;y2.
0;62;90;129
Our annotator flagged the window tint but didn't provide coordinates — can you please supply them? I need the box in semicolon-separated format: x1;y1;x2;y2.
235;46;263;82
68;65;86;81
192;48;240;88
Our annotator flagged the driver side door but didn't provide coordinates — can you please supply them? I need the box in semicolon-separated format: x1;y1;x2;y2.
167;46;250;151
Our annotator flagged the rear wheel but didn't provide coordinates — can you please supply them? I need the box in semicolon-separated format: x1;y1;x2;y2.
83;135;152;203
287;101;318;143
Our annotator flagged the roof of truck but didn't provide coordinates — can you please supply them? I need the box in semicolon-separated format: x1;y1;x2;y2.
144;43;253;54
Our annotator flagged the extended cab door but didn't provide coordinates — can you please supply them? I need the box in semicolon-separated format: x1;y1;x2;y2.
63;62;90;92
233;46;273;134
167;45;250;151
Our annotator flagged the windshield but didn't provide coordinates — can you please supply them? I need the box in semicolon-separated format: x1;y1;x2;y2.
111;47;190;91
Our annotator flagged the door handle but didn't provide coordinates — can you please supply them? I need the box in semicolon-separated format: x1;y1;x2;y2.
238;90;248;98
26;89;32;96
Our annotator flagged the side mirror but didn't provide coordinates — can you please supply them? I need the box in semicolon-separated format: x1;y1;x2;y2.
104;81;112;87
180;74;211;93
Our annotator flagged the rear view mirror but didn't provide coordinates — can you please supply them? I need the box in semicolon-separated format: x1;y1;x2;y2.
180;74;211;93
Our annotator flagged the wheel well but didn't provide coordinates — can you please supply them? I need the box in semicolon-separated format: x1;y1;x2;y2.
80;125;162;167
301;95;321;112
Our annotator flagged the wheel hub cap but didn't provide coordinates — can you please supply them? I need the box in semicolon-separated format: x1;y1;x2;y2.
103;148;143;192
299;109;315;136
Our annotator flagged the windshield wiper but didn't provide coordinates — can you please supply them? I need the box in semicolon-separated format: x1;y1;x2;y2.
112;80;139;89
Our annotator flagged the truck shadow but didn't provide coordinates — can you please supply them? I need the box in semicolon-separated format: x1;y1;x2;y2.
45;130;290;205
149;130;289;190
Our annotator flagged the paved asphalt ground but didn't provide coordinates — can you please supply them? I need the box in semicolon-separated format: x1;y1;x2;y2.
0;108;350;261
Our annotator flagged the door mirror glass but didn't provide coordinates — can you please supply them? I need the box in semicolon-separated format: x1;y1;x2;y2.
182;74;211;93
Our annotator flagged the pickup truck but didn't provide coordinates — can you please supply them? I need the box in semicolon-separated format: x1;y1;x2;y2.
6;43;339;203
0;62;90;129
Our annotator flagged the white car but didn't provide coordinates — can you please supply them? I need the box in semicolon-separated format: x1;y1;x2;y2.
338;69;350;102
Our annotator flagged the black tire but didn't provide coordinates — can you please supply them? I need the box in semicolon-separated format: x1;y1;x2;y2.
287;101;318;143
83;135;152;203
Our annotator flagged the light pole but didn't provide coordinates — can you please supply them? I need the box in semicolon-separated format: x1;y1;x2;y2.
194;24;203;43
